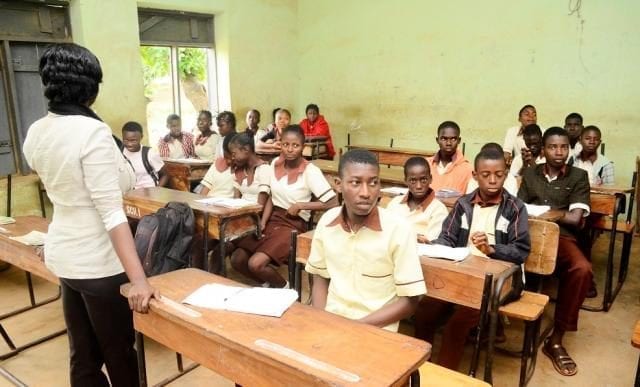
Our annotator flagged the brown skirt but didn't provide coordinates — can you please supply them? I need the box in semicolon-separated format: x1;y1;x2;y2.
234;207;308;264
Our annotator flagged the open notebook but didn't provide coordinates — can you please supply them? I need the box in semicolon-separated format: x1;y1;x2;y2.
183;284;298;317
524;204;551;217
417;244;469;261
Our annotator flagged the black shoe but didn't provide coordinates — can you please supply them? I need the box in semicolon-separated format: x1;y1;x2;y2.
586;281;597;299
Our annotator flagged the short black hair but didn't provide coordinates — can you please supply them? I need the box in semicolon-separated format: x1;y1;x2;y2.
229;131;255;153
271;107;281;121
199;110;212;120
582;125;601;138
305;104;319;114
166;113;180;124
248;109;260;118
39;43;103;105
565;112;583;124
519;104;536;117
276;108;291;118
522;124;542;137
339;149;379;177
403;156;430;178
542;127;569;145
480;142;504;153
474;147;506;169
217;111;236;129
122;121;143;134
437;121;460;136
281;124;305;142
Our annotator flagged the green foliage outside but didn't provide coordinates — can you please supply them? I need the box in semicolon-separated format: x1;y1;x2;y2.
140;46;207;97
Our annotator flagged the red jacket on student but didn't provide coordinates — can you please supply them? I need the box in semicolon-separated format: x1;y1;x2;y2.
299;114;336;159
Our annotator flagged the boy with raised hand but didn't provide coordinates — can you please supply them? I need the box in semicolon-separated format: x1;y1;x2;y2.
509;124;545;178
518;127;591;377
386;156;448;243
415;147;530;371
305;149;426;332
569;125;614;185
427;120;473;196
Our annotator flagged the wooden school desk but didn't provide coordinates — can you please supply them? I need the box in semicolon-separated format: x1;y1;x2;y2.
162;159;212;192
256;150;281;163
123;187;262;274
303;135;330;160
632;320;640;386
346;145;435;167
0;216;66;385
312;159;405;189
121;268;430;387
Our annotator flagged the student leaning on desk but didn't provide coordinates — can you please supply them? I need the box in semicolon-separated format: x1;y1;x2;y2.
22;43;158;387
305;149;426;332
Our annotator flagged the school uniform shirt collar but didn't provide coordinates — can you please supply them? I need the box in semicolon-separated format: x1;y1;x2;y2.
234;160;265;185
273;155;309;184
327;205;383;232
470;189;503;207
400;189;436;211
432;150;458;164
543;163;567;182
214;156;230;172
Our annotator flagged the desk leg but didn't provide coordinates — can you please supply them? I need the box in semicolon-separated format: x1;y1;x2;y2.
219;218;228;277
203;212;210;273
469;274;493;377
136;331;148;387
409;369;420;386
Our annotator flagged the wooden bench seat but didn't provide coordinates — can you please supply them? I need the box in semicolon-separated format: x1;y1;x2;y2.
499;291;549;321
418;362;490;386
592;217;635;234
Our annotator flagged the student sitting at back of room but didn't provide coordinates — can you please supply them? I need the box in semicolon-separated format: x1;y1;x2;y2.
564;112;584;157
244;109;267;143
414;147;530;371
467;143;519;196
157;113;195;159
121;121;168;189
256;108;291;154
427;120;473;196
214;111;238;160
568;125;614;186
503;104;537;165
200;134;236;198
386;156;448;243
306;149;426;332
231;125;338;288
299;103;336;159
193;110;220;161
509;124;545;178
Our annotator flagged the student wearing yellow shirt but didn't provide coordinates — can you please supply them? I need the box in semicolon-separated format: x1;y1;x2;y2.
386;156;448;243
306;149;426;332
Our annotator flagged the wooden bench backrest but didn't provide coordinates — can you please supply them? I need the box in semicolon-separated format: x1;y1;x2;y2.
296;230;315;265
525;218;559;275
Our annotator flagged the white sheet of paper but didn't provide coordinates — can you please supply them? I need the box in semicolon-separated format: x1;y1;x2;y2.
9;230;47;246
380;187;409;196
195;197;255;208
525;204;551;217
417;244;469;261
183;283;298;317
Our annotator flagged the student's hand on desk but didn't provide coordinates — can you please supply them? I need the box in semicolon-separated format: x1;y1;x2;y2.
471;232;495;256
128;280;160;313
417;234;430;244
287;203;302;217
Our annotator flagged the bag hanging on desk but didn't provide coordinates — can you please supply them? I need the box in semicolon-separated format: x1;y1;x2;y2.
134;201;195;276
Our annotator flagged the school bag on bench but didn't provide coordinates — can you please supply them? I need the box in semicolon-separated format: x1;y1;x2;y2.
134;201;195;276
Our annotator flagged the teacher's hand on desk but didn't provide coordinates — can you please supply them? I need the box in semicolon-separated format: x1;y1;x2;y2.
127;280;160;313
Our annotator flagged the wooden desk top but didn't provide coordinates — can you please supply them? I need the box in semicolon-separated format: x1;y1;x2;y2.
530;209;565;222
0;216;58;285
590;184;634;195
421;255;514;309
124;187;262;218
347;144;435;157
633;320;640;349
312;159;405;186
123;268;430;386
162;158;213;166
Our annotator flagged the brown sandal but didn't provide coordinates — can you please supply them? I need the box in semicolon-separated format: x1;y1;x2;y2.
543;339;578;376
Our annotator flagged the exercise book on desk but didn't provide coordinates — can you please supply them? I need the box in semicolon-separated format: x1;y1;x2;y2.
380;187;409;196
183;283;298;317
525;204;551;217
417;244;469;261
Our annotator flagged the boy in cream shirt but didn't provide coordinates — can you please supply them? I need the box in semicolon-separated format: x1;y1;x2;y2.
306;149;426;332
386;156;448;243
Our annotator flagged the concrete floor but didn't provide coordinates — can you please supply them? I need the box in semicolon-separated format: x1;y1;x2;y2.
0;233;638;386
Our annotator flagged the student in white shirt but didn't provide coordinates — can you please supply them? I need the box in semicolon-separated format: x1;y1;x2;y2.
193;110;220;161
502;104;537;165
23;43;156;387
121;121;168;189
200;134;235;198
509;124;546;178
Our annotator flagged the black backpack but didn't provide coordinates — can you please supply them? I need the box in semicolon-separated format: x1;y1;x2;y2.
134;202;195;276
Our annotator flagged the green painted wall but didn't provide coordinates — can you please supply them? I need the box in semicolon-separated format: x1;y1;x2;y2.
297;0;640;185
